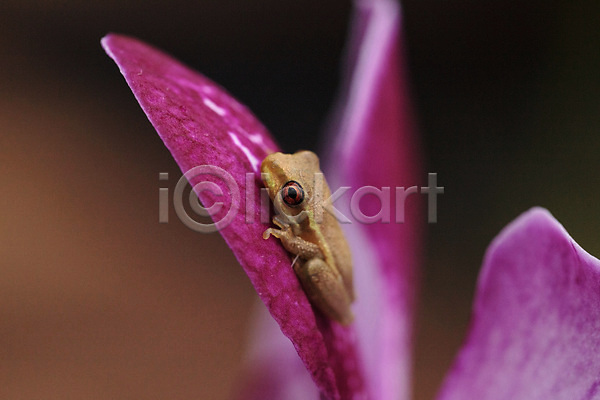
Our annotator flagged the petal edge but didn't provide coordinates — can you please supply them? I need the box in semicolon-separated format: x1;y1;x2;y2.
439;207;600;400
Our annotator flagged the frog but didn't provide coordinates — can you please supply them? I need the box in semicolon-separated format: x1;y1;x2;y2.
261;150;355;325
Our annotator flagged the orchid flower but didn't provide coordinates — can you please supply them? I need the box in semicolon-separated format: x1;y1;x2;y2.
102;0;600;399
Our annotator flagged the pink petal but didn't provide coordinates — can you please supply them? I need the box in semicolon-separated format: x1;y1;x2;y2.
438;208;600;399
102;34;356;400
324;1;422;399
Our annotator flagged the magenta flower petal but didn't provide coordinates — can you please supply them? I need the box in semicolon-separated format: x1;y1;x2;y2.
324;0;422;399
101;34;354;400
438;208;600;400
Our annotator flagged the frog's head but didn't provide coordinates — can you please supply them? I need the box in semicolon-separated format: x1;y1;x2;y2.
260;150;321;220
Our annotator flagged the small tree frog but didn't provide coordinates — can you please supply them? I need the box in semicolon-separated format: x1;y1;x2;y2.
261;150;355;325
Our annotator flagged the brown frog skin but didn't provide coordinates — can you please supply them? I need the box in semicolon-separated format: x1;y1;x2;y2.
261;150;355;325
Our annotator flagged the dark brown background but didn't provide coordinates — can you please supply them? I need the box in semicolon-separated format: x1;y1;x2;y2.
1;0;599;399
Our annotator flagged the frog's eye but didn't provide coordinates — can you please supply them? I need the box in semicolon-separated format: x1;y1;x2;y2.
281;181;305;207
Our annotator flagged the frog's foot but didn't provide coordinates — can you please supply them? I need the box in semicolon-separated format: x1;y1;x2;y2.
262;228;276;240
262;221;293;241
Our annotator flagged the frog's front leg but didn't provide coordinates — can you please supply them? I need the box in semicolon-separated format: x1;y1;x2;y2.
298;258;354;325
263;216;322;259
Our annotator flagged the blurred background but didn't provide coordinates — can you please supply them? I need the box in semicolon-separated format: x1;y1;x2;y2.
1;0;598;399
